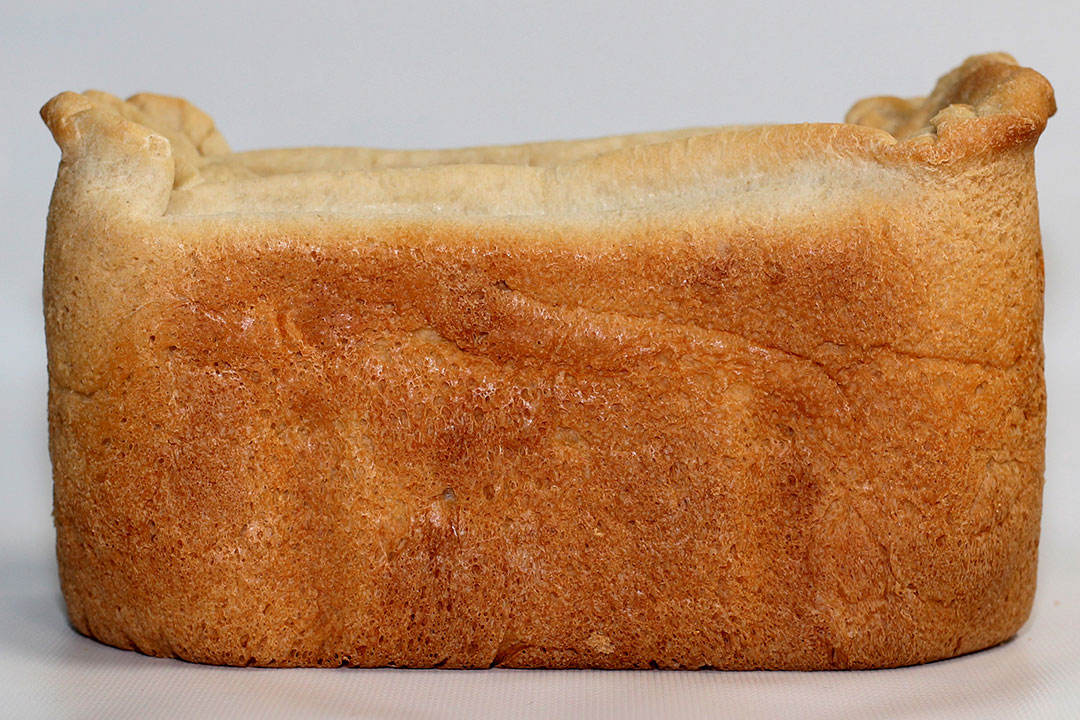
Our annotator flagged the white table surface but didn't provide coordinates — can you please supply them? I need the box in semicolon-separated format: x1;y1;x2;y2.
3;1;1079;718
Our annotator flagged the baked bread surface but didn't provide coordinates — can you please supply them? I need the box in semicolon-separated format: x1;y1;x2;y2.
42;53;1053;669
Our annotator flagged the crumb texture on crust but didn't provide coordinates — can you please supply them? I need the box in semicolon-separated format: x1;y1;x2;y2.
42;54;1050;669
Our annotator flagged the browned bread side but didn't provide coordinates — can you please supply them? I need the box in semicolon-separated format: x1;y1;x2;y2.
41;53;1053;668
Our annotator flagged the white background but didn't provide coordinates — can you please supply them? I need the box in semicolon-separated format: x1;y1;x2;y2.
1;1;1078;717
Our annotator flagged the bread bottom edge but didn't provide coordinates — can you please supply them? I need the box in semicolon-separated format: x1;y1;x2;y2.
61;604;1031;671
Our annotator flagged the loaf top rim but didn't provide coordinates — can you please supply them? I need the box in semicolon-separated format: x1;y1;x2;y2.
39;53;1055;221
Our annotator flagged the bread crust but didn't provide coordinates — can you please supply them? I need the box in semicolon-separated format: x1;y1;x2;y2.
42;53;1052;669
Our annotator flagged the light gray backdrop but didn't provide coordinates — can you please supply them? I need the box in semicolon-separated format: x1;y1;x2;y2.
1;2;1077;716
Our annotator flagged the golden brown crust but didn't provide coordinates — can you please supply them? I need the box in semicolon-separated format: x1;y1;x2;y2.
42;53;1050;669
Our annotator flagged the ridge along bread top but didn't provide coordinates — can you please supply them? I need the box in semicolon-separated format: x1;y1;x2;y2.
41;53;1053;669
41;52;1054;221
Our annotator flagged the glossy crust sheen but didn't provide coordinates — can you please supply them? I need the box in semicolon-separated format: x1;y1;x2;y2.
41;53;1053;669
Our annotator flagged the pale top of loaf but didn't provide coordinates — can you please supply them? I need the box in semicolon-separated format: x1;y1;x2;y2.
40;53;1054;222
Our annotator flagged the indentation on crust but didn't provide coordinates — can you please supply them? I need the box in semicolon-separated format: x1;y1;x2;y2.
275;312;306;351
489;637;532;667
53;382;102;400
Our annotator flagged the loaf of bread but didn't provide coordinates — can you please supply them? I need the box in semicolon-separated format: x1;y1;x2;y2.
41;53;1054;669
